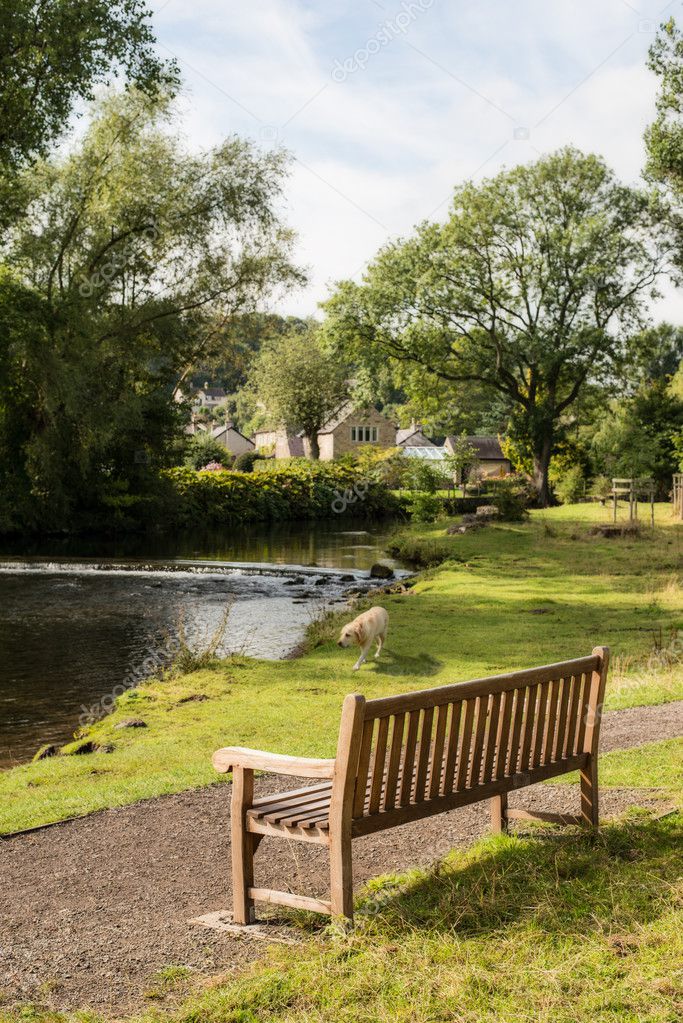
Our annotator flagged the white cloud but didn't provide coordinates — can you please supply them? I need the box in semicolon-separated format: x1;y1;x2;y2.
152;0;682;322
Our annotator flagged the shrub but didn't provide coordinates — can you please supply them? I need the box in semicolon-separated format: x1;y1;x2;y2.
184;432;228;470
233;451;263;473
590;474;612;501
554;464;586;504
490;474;532;521
408;491;442;523
162;461;401;526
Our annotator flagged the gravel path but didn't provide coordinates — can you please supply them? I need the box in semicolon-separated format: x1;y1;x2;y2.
1;700;681;1016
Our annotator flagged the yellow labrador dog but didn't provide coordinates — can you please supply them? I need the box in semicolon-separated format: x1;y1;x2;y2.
338;606;388;670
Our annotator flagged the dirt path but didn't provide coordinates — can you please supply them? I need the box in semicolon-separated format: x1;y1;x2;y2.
1;700;681;1016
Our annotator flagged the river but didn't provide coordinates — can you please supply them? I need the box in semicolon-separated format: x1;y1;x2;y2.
0;519;403;768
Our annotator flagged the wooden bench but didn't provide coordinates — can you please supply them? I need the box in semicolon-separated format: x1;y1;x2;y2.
213;646;609;924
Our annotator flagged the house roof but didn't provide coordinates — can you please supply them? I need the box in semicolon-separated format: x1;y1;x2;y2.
199;386;226;399
317;401;395;435
402;446;448;460
396;426;436;447
211;423;253;445
447;435;508;460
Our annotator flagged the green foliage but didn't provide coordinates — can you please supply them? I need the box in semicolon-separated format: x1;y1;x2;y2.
589;475;613;501
163;462;399;525
184;433;230;470
0;90;301;534
406;492;442;523
233;451;262;473
0;0;179;226
553;464;586;505
402;459;445;494
247;328;348;459
589;380;683;495
323;148;664;505
490;475;532;521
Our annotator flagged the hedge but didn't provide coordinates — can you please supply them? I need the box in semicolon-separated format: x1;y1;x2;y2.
162;463;402;526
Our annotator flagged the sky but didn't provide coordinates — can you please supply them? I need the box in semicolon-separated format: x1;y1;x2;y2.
150;0;683;322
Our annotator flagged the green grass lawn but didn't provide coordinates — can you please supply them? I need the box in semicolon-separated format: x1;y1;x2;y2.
1;502;681;836
5;738;682;1023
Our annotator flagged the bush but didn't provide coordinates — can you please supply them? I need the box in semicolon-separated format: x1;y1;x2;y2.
233;451;263;473
162;461;402;526
408;492;442;523
184;433;228;470
490;475;532;521
554;465;586;504
589;474;612;502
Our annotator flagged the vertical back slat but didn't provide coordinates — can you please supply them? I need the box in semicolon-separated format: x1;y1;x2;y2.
400;709;421;805
456;699;476;789
495;689;514;779
383;713;405;811
468;695;490;787
429;703;449;798
575;672;589;753
482;691;502;783
353;719;375;817
553;677;571;761
519;684;538;774
368;716;389;813
414;707;434;802
442;701;463;795
531;680;550;767
542;678;561;763
563;675;581;758
507;688;526;775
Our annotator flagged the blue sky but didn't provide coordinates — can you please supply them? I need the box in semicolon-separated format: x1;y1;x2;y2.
151;0;683;321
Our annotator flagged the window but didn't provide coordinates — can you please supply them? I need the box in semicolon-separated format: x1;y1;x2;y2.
351;425;379;443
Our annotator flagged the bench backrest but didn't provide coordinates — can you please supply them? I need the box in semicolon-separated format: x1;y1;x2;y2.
331;648;609;831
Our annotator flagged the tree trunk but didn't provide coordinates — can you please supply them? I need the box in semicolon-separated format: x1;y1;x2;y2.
308;433;320;460
533;435;553;507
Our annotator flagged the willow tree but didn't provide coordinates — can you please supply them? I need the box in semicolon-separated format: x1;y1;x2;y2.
323;148;665;505
0;91;302;530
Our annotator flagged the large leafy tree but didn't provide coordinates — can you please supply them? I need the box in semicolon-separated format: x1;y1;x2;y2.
323;148;665;505
248;329;348;459
0;91;302;530
0;0;177;225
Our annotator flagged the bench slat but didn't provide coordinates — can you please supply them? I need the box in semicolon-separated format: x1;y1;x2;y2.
369;716;389;814
414;707;433;802
553;677;570;761
429;703;449;798
353;719;375;817
456;698;476;790
482;691;502;783
384;713;405;811
468;695;489;787
495;689;514;780
400;710;421;804
543;678;561;763
442;701;462;796
564;674;582;758
519;683;538;774
531;680;549;768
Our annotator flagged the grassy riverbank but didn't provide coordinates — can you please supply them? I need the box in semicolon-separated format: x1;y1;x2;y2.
1;502;681;836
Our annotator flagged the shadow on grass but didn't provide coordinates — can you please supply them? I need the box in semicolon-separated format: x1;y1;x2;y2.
372;650;443;678
356;813;683;938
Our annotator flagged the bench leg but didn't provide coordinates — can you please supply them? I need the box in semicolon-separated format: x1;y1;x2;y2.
490;792;508;834
231;767;256;925
329;828;354;924
580;754;599;830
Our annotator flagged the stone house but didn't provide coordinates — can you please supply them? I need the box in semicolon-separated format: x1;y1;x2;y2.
193;382;227;410
253;403;397;461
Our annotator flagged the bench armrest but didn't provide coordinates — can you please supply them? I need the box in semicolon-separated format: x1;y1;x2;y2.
212;745;336;779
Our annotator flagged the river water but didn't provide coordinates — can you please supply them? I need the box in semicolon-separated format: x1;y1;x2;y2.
0;520;403;768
